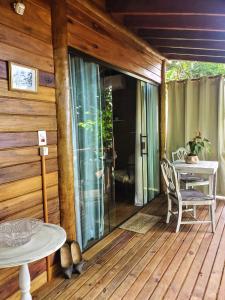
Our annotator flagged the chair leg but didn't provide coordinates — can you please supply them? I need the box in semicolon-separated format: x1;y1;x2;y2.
193;205;197;219
176;204;182;233
210;202;216;233
166;197;172;224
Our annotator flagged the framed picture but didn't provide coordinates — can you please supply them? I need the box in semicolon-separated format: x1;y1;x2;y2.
8;62;38;93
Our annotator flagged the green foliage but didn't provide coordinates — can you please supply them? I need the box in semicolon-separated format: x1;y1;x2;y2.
166;60;225;81
102;87;113;148
187;132;211;156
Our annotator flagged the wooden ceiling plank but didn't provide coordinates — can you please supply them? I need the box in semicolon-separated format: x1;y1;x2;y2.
138;29;225;41
159;47;225;57
165;53;225;64
106;0;225;15
147;39;225;50
124;15;225;31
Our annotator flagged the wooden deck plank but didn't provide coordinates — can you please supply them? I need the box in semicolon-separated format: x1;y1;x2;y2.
62;223;165;299
38;230;136;300
86;222;170;299
204;221;225;300
134;208;207;300
164;202;224;300
177;202;225;300
33;198;225;300
189;203;225;300
108;222;177;299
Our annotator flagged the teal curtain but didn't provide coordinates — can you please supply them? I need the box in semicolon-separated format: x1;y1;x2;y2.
145;83;160;201
69;55;104;250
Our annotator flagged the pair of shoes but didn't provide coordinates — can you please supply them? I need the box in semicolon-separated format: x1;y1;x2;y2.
71;241;85;275
60;241;84;279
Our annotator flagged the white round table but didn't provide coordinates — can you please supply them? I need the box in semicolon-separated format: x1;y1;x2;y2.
0;223;66;300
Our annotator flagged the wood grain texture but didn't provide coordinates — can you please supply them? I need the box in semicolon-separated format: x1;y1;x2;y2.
0;114;57;132
0;60;55;87
106;0;225;15
0;1;58;298
0;23;53;59
32;199;225;300
0;132;57;149
67;0;163;83
0;158;58;185
0;42;54;73
0;60;7;79
0;0;52;44
0;98;56;116
52;0;76;241
0;145;57;168
0;172;58;202
0;79;55;102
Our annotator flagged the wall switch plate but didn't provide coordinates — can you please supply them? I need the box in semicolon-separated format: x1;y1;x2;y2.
40;146;48;156
38;130;47;146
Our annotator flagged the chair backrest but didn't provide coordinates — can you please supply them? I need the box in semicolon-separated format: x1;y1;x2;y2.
160;158;181;201
172;147;188;162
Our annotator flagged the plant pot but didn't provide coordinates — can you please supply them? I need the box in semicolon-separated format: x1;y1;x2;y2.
185;155;199;164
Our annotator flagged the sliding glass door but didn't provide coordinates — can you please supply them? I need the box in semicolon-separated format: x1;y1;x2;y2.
69;53;160;250
69;55;110;250
138;81;160;205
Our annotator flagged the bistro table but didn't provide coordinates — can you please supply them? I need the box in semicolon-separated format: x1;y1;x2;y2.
173;160;219;198
0;223;66;300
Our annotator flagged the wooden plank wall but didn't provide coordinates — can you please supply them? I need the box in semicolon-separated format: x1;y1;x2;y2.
66;0;163;84
0;0;59;299
0;0;163;299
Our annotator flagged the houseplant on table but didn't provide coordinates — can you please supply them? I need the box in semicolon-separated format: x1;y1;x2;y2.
186;132;211;164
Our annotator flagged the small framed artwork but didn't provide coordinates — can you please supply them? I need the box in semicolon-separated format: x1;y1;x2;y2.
8;62;38;93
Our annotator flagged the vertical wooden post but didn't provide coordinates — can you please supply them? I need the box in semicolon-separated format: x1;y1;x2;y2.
160;60;167;191
51;0;76;241
160;60;167;160
40;152;51;282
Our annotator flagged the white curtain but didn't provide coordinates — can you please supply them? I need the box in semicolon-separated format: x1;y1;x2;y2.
167;76;225;196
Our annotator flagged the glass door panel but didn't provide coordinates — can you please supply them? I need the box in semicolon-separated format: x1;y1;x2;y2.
69;55;111;251
141;81;160;203
146;84;160;200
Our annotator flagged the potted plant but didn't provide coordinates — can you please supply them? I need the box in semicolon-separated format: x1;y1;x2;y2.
185;132;211;164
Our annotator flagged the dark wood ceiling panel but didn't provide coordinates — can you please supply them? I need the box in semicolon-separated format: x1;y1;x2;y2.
166;54;225;64
138;29;225;41
106;0;225;15
124;15;225;31
147;39;225;50
106;1;225;64
159;48;225;58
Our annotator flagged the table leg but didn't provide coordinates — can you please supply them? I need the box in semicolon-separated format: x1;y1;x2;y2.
209;175;214;197
19;264;32;300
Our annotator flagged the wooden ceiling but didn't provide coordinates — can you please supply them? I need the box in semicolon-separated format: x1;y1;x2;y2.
106;0;225;64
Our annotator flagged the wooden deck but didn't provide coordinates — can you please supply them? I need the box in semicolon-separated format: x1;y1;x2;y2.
33;196;225;300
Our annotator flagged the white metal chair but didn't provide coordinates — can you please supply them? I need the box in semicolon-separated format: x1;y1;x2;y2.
160;158;216;233
172;147;209;189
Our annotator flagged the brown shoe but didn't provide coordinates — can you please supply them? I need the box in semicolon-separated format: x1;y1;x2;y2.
71;241;82;264
60;242;73;279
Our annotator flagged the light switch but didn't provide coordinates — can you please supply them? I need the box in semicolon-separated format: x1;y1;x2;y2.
38;130;47;146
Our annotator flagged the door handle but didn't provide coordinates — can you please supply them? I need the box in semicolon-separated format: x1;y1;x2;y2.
140;134;148;156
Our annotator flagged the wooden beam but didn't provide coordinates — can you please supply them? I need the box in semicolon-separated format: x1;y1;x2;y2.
159;48;225;57
51;0;76;241
106;0;225;15
160;60;166;161
165;54;225;64
138;29;225;41
124;15;225;31
147;39;225;51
